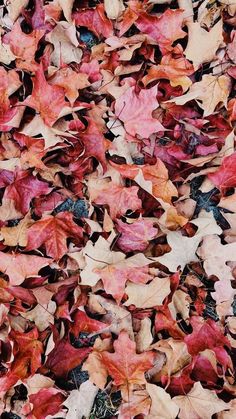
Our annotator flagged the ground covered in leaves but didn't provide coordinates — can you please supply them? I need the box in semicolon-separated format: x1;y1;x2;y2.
0;0;236;418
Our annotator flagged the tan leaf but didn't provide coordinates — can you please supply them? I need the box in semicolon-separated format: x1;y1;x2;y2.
146;383;179;419
58;0;74;23
135;317;153;352
63;380;98;419
173;382;229;419
152;210;222;271
104;0;125;19
82;337;111;389
124;277;171;309
0;212;33;247
184;20;224;69
7;0;29;22
169;74;231;117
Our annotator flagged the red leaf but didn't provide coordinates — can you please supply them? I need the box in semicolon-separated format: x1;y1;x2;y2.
101;331;154;389
208;152;236;192
114;85;164;138
1;169;51;214
45;339;91;377
28;388;65;419
116;218;158;252
24;63;67;126
26;211;84;260
73;4;113;38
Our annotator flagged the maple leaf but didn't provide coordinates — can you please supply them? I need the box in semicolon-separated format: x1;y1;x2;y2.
95;256;152;303
184;316;231;369
70;309;107;337
89;180;142;219
152;210;221;271
116;218;158;252
101;331;154;396
73;3;113;38
135;9;186;52
124;276;171;308
26;388;66;419
63;381;98;419
169;74;232;117
173;381;229;419
114;85;164;138
0;251;51;285
4;20;45;71
46;21;82;67
49;66;89;104
184;20;224;69
208;152;236;192
0;212;33;246
24;64;67;126
112;160;177;203
197;234;236;281
143;53;194;92
26;211;83;259
0;169;51;215
146;383;179;419
79;117;107;170
45;339;91;377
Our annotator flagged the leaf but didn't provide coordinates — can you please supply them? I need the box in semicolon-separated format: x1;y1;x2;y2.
143;53;194;92
146;383;179;419
46;21;82;67
153;210;222;271
82;337;111;389
73;4;113;38
101;331;154;395
116;218;158;252
112;160;178;203
184;317;230;356
184;20;224;69
197;234;236;281
1;169;51;215
208;152;236;192
63;381;98;419
124;276;171;308
5;20;45;71
114;85;164;138
95;255;152;303
45;339;91;377
24;64;67;126
173;382;229;419
104;0;125;20
0;212;33;246
26;211;83;259
169;74;231;117
27;388;65;419
135;9;186;51
89;180;142;219
6;0;29;22
0;252;51;285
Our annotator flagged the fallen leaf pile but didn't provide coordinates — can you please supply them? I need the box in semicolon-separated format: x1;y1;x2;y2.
0;0;236;418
